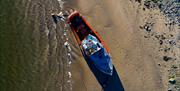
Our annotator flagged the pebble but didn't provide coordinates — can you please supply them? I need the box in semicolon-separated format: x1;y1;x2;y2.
169;40;176;46
68;61;72;65
159;40;163;45
169;78;176;84
68;72;72;78
144;25;152;32
164;48;170;52
163;56;173;61
64;41;69;46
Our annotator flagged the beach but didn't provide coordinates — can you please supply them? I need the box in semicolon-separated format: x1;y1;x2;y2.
0;0;180;91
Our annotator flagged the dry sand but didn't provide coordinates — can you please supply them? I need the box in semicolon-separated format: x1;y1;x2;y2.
62;0;176;91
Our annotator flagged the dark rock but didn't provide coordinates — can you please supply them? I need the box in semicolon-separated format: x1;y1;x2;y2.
155;35;160;39
168;89;172;91
143;7;146;11
163;56;172;61
158;3;162;9
164;48;170;52
139;26;144;29
135;0;141;3
169;78;176;84
144;36;149;38
159;40;163;45
169;40;176;46
144;0;151;9
151;33;154;36
144;25;152;32
171;65;178;69
170;34;173;37
160;35;166;40
158;63;161;66
143;22;154;33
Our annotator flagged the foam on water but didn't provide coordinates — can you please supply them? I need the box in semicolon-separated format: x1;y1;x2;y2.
57;0;73;90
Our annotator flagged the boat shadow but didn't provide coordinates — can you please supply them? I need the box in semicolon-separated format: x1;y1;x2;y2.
85;57;125;91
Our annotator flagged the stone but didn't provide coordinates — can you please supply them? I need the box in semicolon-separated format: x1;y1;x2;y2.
163;56;172;61
169;78;176;84
159;40;163;45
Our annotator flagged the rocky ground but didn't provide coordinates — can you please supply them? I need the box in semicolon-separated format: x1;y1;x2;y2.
137;0;180;91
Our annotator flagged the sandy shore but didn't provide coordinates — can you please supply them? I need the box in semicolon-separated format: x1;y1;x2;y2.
63;0;169;91
1;0;179;91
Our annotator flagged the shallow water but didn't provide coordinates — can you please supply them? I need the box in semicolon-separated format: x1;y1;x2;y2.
0;0;74;91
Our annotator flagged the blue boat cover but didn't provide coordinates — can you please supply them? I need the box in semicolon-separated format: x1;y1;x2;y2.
82;34;113;75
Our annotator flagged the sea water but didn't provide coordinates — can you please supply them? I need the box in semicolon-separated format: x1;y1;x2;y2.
0;0;73;91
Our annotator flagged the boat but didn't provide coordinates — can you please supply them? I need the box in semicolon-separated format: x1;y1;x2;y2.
67;11;113;75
